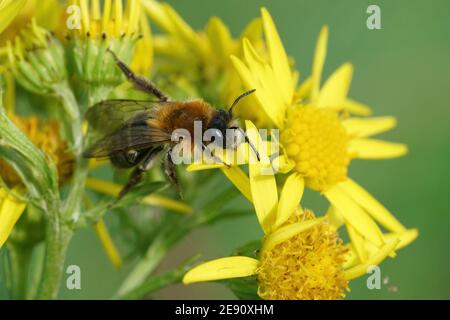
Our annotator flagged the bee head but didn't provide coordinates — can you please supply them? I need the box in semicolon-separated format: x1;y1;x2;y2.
208;109;232;132
207;89;256;150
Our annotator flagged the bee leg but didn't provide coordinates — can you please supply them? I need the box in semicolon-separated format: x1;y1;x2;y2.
201;143;231;168
164;150;183;199
229;126;261;161
118;147;163;199
107;49;169;102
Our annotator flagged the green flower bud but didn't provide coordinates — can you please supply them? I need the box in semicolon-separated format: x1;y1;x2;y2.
6;20;67;96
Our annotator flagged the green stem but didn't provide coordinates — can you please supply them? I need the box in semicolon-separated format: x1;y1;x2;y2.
6;243;33;299
62;156;89;222
115;186;241;298
116;255;202;300
58;82;89;223
36;205;73;300
116;220;191;296
55;83;82;153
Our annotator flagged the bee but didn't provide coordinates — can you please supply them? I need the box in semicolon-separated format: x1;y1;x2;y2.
83;50;259;199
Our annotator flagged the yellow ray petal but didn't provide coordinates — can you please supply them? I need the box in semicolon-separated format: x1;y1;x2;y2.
127;0;141;35
325;205;345;230
263;218;324;252
366;228;418;256
88;159;109;170
142;0;172;32
221;166;253;203
94;219;122;269
342;244;359;269
239;17;262;43
0;0;27;34
317;63;353;108
0;191;27;248
384;228;418;249
101;0;112;31
186;163;224;171
261;7;293;105
344;239;400;280
231;55;262;107
274;173;304;228
130;12;153;74
246;121;278;233
347;223;368;263
206;17;232;61
242;39;285;128
91;0;101;20
349;138;408;159
345;229;418;270
163;4;206;58
311;25;328;99
183;256;259;284
343;116;397;138
271;154;295;174
143;194;193;214
80;0;90;33
325;185;384;246
85;178;192;213
339;179;406;233
344;98;372;115
297;77;312;99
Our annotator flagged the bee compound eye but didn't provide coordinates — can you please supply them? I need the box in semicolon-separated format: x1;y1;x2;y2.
126;150;138;163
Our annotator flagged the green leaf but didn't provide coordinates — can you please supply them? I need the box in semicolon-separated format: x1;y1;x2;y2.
227;241;262;299
114;181;167;209
0;97;59;209
74;181;167;228
117;254;202;300
231;240;261;258
227;276;261;300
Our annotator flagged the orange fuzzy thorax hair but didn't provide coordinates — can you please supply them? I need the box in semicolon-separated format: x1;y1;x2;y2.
154;100;215;137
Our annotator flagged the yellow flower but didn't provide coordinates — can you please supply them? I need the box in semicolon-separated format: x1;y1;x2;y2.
0;0;63;113
0;115;74;188
5;20;69;97
0;0;62;46
84;177;193;214
229;8;411;251
0;114;191;260
0;115;74;248
0;1;186;267
142;0;265;108
183;127;416;299
69;0;153;86
257;210;348;300
0;187;27;248
0;0;26;37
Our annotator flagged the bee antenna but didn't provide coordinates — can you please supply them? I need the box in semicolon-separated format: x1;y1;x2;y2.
106;48;119;61
228;89;256;116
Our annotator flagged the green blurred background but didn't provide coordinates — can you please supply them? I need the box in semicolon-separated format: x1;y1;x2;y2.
2;0;450;299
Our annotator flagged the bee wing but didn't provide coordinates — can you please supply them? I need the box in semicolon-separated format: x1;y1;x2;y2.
83;119;171;159
85;99;167;135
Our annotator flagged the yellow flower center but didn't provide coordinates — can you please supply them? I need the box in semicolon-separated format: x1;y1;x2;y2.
281;105;350;191
257;210;348;300
0;116;74;186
